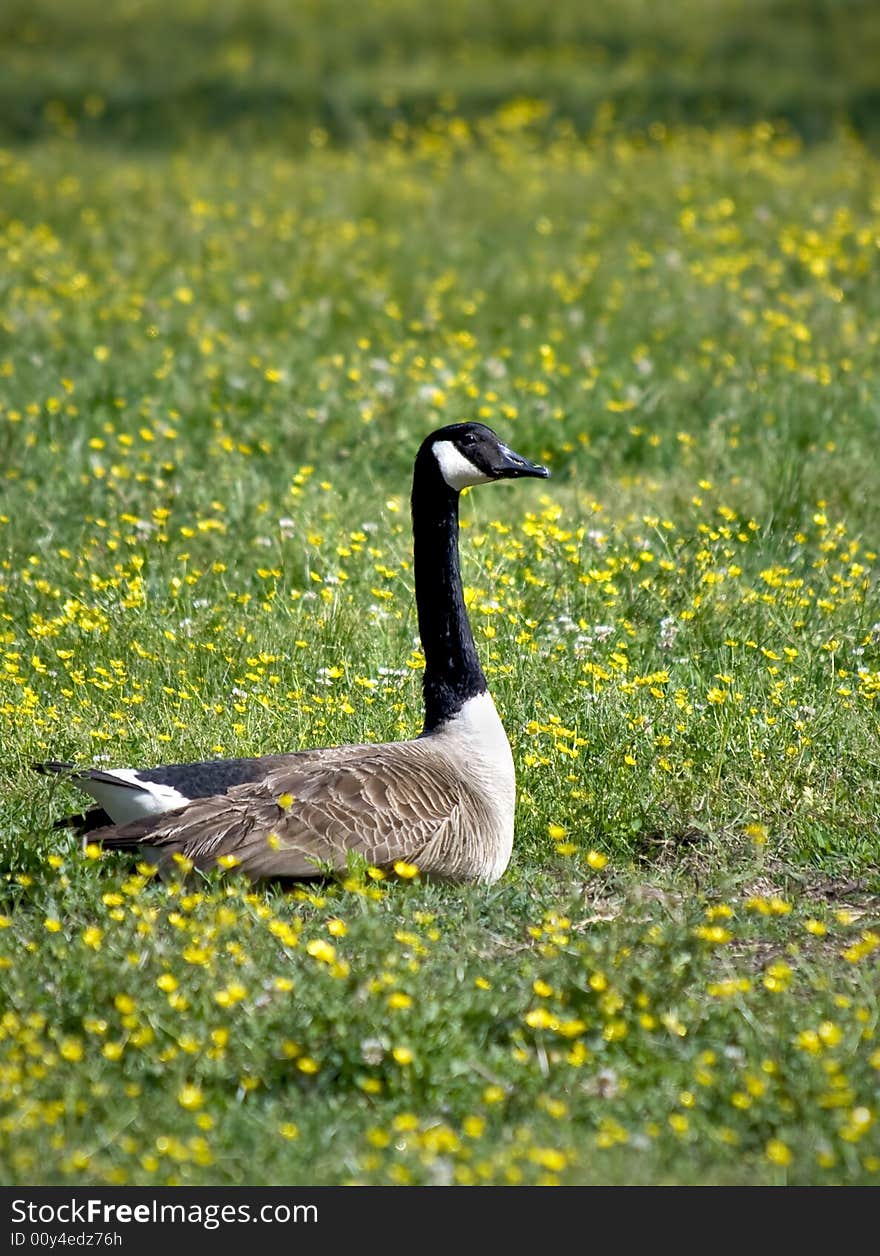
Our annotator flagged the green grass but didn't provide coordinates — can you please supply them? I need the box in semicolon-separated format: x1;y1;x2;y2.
1;1;879;1187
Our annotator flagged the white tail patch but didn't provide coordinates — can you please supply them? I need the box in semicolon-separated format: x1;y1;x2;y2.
433;441;492;491
78;770;191;825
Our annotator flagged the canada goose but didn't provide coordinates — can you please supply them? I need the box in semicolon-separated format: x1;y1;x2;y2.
36;423;549;883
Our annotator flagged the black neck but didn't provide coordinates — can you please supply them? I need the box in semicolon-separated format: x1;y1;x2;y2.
411;452;487;733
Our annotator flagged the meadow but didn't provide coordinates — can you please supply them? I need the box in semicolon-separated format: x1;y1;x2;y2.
1;1;879;1186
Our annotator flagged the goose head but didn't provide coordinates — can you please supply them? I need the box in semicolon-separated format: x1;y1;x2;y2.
420;422;550;493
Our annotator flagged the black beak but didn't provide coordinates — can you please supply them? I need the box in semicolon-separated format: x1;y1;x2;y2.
492;443;550;480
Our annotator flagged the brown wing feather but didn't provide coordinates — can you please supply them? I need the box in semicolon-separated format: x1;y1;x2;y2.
93;740;471;880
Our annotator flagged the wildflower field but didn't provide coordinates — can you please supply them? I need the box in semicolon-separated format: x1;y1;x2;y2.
1;0;880;1187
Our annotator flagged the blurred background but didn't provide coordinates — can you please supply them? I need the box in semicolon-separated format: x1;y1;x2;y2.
2;0;879;147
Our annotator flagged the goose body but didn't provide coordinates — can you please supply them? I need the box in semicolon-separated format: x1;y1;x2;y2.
37;423;548;884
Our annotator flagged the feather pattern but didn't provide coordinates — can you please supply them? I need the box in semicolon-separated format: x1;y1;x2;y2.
94;704;513;883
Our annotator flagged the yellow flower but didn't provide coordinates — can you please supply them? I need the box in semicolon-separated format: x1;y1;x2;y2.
529;1147;567;1172
182;945;210;966
818;1021;842;1046
839;1107;873;1142
540;1097;568;1119
525;1007;555;1030
306;938;336;965
392;1113;419;1132
765;1139;793;1166
392;1046;414;1066
586;850;607;870
693;925;732;944
547;823;567;840
763;962;793;992
707;978;751;998
705;904;733;920
558;1017;587;1038
268;920;299;948
393;860;419;879
842;931;880;963
177;1085;204;1111
214;982;247;1006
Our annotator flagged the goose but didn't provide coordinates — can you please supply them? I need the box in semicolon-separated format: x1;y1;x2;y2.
36;422;549;884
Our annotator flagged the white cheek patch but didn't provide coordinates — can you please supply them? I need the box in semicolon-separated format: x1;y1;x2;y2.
433;441;492;491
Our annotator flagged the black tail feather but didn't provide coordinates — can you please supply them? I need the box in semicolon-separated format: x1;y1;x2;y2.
92;811;182;850
53;807;114;835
